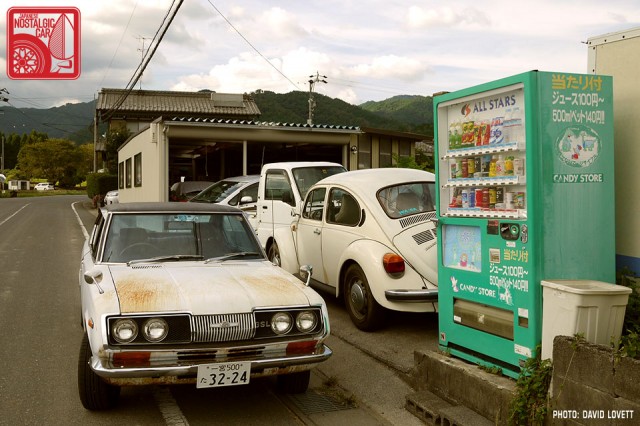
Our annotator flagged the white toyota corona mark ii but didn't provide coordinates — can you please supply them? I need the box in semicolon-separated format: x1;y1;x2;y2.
78;202;331;410
272;168;439;331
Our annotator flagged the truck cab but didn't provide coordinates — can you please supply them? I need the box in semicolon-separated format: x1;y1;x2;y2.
256;162;346;262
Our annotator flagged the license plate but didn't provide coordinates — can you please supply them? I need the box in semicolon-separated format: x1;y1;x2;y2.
196;361;251;389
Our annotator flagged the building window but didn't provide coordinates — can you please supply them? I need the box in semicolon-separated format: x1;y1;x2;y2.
379;138;392;167
398;141;411;163
125;158;132;188
134;153;142;187
118;162;124;189
358;139;371;169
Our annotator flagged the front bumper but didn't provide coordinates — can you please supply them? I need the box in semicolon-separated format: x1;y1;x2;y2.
91;344;332;386
385;288;438;302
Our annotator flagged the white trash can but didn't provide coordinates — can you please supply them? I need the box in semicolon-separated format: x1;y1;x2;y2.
541;280;632;359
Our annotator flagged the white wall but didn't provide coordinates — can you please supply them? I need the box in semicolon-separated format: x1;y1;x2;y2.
588;27;640;273
117;121;168;202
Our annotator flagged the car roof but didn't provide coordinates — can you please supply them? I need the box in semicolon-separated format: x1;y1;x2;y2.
218;175;260;183
104;202;241;214
316;168;435;189
262;162;344;170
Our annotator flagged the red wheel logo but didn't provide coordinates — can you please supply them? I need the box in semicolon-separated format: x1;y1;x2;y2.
7;7;80;80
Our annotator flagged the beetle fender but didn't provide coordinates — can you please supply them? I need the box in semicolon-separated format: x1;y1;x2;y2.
272;226;299;275
335;239;436;313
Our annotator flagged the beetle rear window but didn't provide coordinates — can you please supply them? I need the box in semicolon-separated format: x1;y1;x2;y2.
377;182;436;219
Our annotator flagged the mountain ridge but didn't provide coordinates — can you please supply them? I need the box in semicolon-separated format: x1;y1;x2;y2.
0;92;435;143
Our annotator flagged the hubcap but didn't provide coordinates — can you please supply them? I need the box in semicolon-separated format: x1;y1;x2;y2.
349;280;366;313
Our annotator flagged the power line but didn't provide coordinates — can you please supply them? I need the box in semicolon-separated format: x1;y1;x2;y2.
205;1;300;91
103;0;184;121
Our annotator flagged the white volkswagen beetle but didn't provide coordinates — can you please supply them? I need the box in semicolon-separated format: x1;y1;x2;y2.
272;168;439;331
78;202;331;410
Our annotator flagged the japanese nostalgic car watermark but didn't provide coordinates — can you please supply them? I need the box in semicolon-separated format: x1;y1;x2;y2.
7;7;80;79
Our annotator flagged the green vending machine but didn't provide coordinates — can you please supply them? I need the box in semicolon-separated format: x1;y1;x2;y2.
434;71;614;377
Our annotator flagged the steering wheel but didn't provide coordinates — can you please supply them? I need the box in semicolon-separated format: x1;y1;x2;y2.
119;243;160;258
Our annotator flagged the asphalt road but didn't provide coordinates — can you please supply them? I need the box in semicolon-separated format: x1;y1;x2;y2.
0;196;439;425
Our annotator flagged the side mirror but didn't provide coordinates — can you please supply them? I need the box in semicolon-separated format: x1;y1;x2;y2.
299;265;313;287
83;269;105;294
239;195;253;204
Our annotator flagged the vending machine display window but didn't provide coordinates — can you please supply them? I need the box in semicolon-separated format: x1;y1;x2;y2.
442;224;481;272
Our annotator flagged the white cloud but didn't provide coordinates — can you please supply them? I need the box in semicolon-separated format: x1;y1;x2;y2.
407;6;490;29
3;0;640;109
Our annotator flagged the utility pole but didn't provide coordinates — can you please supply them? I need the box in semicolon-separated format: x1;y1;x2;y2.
307;72;327;125
0;88;8;194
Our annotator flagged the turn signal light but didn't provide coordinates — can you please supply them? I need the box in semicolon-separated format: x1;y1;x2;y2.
383;253;405;277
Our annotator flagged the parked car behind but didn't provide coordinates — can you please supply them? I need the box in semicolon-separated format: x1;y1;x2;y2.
34;182;54;191
272;168;439;331
190;175;259;228
79;202;331;410
169;180;213;201
103;190;119;205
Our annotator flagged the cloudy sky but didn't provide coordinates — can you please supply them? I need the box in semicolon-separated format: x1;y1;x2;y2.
1;0;639;110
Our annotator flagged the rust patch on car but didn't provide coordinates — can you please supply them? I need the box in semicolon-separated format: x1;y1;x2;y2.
115;273;182;313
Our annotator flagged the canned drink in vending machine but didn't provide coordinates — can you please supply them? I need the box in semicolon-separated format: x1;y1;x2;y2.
504;192;515;209
461;189;469;208
514;192;525;209
475;188;484;208
513;157;524;176
467;156;475;175
488;187;497;209
469;188;476;208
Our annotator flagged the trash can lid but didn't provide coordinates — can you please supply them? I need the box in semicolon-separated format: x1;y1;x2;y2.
541;279;632;295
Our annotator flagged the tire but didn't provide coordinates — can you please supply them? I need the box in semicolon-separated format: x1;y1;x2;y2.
10;34;51;75
267;241;281;267
343;264;385;331
78;333;120;410
276;370;310;394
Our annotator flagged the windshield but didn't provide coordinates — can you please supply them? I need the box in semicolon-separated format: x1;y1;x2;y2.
102;212;264;263
292;166;346;198
377;182;436;219
190;180;247;203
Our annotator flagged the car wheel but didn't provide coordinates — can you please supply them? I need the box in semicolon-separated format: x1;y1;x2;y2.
343;264;385;331
276;370;310;393
267;241;281;267
78;333;120;410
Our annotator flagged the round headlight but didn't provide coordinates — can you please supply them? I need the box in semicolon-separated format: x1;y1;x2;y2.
296;311;317;332
112;319;138;343
271;312;293;335
143;318;169;342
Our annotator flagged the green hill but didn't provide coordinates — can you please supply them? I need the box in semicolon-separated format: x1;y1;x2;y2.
0;92;435;143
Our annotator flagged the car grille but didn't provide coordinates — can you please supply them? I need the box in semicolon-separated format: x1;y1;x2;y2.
399;211;436;228
412;229;436;245
191;313;256;343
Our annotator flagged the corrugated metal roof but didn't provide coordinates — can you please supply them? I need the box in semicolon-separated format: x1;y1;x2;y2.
96;89;261;119
166;116;360;131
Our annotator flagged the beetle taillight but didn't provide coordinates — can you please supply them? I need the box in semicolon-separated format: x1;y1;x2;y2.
383;253;405;277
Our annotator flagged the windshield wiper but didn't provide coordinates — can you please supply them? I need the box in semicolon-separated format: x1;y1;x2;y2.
128;254;204;265
205;252;262;263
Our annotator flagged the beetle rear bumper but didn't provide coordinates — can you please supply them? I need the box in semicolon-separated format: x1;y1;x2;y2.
385;288;438;302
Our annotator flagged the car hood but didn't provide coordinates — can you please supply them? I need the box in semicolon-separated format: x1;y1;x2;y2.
107;261;317;314
391;221;439;287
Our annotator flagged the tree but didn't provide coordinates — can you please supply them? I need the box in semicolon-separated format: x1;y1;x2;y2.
17;138;83;187
103;125;131;174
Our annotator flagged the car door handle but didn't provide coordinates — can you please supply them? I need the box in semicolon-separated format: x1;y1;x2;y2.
314;228;321;235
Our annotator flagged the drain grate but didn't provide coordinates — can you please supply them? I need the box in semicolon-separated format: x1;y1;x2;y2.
285;390;355;415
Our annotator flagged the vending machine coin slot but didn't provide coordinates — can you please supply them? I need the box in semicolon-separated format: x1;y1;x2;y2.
500;223;520;240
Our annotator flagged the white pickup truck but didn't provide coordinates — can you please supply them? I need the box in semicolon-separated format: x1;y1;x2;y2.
255;162;347;262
